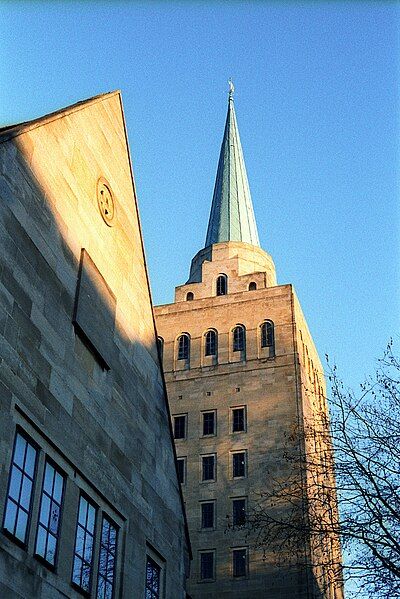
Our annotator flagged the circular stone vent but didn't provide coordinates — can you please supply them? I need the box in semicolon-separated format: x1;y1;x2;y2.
97;177;115;226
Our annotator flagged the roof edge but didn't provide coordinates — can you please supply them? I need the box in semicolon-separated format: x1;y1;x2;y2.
0;90;121;144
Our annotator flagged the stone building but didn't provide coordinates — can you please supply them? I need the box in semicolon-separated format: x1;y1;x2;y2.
0;92;190;598
154;89;343;598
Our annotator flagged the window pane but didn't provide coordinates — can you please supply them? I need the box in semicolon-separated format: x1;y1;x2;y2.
97;517;118;599
40;493;51;527
15;509;28;541
233;453;245;477
25;444;36;477
73;496;97;592
4;501;17;533
202;456;215;481
201;503;214;528
87;504;96;533
78;497;88;525
232;408;245;432
203;412;215;436
14;435;26;469
173;415;186;439
9;468;22;500
233;499;246;526
46;533;57;565
177;459;185;484
36;525;47;557
145;557;161;598
73;555;83;585
20;476;32;509
49;501;61;534
44;463;55;495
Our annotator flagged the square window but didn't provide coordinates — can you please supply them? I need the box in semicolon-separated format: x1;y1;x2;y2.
201;502;215;529
200;551;215;580
3;431;38;545
202;412;215;436
232;499;246;526
232;407;246;433
176;458;186;484
202;455;215;482
232;548;247;577
173;415;186;440
232;452;246;478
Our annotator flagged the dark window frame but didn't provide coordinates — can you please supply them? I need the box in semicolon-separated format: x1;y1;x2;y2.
173;415;187;440
34;458;66;569
201;502;215;530
233;326;246;353
231;407;246;433
200;550;215;581
71;493;98;595
96;514;119;599
232;498;246;527
177;334;190;361
176;457;186;485
202;411;216;437
232;452;246;479
232;547;248;578
204;330;217;357
201;455;216;482
216;274;227;296
2;428;39;548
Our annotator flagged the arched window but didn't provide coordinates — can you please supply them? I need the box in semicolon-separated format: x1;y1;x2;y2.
216;274;227;296
261;320;275;356
186;292;194;301
248;282;257;291
233;325;246;352
177;334;190;361
205;330;217;356
157;336;164;361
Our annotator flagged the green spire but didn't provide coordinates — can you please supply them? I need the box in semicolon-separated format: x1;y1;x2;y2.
205;82;260;248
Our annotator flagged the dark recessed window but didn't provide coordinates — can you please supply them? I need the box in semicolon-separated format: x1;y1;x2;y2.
200;551;215;580
186;292;194;301
97;516;118;599
232;499;246;526
3;431;38;545
145;556;161;599
177;334;190;361
72;495;97;593
173;415;187;440
202;412;215;436
232;452;246;478
201;502;215;529
261;320;275;356
233;548;247;577
248;282;257;291
157;337;164;362
233;326;245;352
202;455;215;481
177;458;186;484
216;274;227;296
232;408;245;433
35;461;65;566
205;330;217;356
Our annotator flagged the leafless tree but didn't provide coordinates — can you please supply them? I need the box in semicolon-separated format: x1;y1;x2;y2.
247;342;400;598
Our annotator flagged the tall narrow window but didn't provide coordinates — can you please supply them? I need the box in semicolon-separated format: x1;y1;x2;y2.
72;495;97;593
177;334;190;361
232;499;246;526
177;458;186;484
233;325;245;352
202;455;215;481
157;337;164;362
201;502;215;529
205;330;217;357
202;411;216;436
97;516;118;599
145;556;161;599
232;548;247;577
3;431;38;544
216;274;227;296
173;415;187;440
232;452;246;478
35;461;65;566
261;320;275;356
200;551;215;580
232;407;246;433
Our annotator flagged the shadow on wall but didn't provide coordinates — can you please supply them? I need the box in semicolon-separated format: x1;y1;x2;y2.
0;123;190;595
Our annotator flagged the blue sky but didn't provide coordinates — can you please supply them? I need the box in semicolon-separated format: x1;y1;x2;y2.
1;1;399;396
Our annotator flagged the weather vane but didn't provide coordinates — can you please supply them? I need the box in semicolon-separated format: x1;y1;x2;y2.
228;79;235;98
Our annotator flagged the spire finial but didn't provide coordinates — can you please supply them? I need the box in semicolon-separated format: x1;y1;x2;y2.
228;79;235;99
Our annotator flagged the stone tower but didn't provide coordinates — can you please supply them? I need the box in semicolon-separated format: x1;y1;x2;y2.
154;87;343;598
